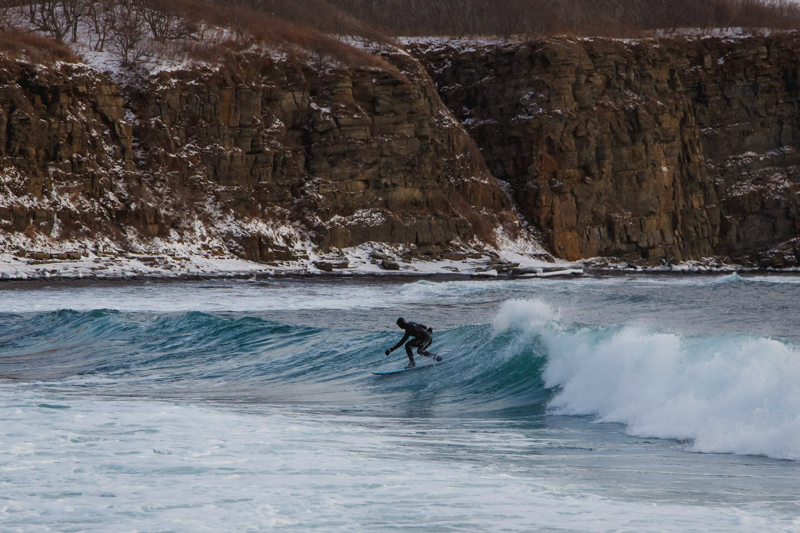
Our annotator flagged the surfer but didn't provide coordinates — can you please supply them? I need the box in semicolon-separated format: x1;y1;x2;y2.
385;317;442;368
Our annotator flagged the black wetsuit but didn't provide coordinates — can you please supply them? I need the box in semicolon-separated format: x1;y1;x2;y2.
388;321;434;366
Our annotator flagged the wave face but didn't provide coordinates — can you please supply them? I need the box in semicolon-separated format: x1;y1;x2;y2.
2;295;800;460
0;308;551;417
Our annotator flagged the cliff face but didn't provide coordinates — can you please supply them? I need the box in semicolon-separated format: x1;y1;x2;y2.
5;33;800;270
138;51;515;261
0;49;519;265
0;60;134;245
408;34;800;265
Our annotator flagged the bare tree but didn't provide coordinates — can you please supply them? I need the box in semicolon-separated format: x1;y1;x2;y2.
0;0;16;29
17;0;87;43
27;0;71;42
110;2;151;66
137;0;197;42
87;0;117;51
61;0;88;42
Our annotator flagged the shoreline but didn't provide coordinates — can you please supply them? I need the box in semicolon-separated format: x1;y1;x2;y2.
1;262;798;288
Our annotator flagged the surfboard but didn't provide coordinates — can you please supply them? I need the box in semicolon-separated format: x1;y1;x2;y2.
373;358;445;376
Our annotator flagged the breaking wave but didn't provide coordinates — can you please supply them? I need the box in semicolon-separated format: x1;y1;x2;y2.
2;299;799;460
494;299;800;461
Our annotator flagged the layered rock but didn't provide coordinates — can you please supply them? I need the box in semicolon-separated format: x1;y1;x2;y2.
0;60;135;241
0;48;520;263
408;34;800;264
5;32;800;269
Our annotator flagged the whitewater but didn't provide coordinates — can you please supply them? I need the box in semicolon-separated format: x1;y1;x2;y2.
1;274;799;531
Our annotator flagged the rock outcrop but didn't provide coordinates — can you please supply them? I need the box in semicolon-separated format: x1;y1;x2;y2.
0;48;520;264
4;32;800;269
409;34;800;264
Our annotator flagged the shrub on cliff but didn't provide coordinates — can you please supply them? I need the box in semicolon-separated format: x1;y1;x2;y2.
0;28;77;63
321;0;800;37
0;0;395;73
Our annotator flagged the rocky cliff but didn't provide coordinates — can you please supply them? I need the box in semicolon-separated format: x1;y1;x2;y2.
4;32;800;273
408;34;800;265
0;47;526;270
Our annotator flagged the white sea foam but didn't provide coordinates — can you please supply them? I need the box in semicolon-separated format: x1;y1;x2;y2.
0;389;796;532
0;281;385;314
494;299;800;461
0;278;530;314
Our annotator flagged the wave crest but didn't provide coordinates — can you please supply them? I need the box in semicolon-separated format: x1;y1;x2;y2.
499;299;800;460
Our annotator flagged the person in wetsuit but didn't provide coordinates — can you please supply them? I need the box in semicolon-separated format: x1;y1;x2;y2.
385;317;442;368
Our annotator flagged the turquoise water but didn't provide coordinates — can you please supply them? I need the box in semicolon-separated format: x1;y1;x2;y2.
1;274;799;531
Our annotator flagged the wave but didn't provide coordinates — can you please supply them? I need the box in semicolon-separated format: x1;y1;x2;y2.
494;299;800;461
2;302;799;460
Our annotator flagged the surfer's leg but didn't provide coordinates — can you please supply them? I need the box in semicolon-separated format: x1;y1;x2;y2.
405;341;416;367
417;336;434;357
417;336;441;361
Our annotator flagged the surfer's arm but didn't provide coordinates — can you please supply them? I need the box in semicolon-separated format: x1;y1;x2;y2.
386;333;410;354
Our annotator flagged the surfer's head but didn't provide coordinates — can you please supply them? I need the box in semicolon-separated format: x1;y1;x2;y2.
396;317;406;328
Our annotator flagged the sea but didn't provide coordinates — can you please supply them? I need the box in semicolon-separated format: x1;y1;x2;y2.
1;273;799;532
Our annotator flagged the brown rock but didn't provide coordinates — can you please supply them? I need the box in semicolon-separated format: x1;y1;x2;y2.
381;259;401;270
409;34;800;264
314;261;335;272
